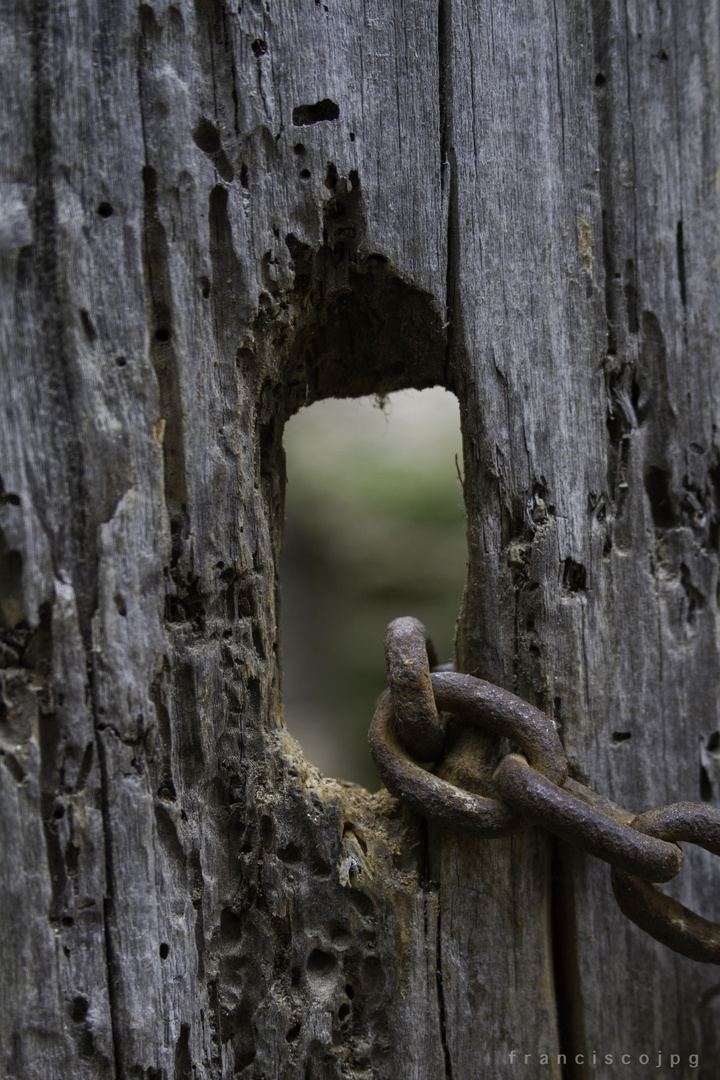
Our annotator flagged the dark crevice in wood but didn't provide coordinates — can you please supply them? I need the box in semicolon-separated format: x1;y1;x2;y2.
644;466;676;531
95;729;124;1080
700;763;713;802
141;164;190;558
292;99;340;126
39;744;68;929
209;182;251;328
550;841;588;1080
591;0;642;524
604;366;635;502
591;0;622;360
149;664;177;803
551;0;566;171
676;220;687;308
0;478;21;509
439;0;459;395
194;0;242;148
680;563;705;625
0;535;23;631
188;849;206;981
174;1021;192;1080
281;242;448;412
192;117;233;182
74;740;95;793
562;558;587;593
706;454;720;552
600;210;618;357
229;33;240;135
435;903;454;1080
438;0;449;195
624;277;638;336
79;308;97;343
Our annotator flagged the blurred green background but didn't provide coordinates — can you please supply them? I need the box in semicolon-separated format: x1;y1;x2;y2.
279;388;467;789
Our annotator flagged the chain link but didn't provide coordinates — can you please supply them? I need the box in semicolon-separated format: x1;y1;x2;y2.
369;617;720;964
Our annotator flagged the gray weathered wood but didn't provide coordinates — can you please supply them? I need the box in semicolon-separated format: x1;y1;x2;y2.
1;1;719;1078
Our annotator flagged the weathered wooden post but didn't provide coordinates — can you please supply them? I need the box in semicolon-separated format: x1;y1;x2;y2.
2;2;719;1077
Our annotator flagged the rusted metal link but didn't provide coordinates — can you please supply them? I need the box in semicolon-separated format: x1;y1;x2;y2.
611;803;720;963
493;754;683;883
369;671;567;837
430;671;567;787
371;617;720;963
630;802;720;854
369;690;519;837
384;617;445;762
562;776;634;826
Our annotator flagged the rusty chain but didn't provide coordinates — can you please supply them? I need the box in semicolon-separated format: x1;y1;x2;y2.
368;616;720;964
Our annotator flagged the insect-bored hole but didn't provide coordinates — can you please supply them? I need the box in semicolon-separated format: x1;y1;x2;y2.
280;388;465;787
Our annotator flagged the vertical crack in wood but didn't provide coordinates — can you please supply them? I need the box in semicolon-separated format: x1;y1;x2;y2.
592;0;621;368
676;216;690;354
438;0;458;392
94;729;124;1080
551;0;566;171
141;163;190;551
549;840;588;1080
435;902;454;1080
621;1;639;278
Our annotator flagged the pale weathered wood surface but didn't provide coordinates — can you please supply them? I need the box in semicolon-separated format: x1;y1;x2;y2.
1;1;719;1078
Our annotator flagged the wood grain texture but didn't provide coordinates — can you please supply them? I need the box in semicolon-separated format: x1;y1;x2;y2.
1;1;719;1078
451;0;720;1076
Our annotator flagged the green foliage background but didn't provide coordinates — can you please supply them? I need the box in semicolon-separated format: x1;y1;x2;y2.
280;389;466;788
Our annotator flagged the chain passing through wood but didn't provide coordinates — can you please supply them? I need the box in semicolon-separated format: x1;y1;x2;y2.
368;616;720;964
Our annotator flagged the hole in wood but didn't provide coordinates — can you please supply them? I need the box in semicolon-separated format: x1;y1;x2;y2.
71;996;88;1023
306;948;336;981
191;116;221;155
292;98;340;125
280;388;465;788
700;763;713;802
